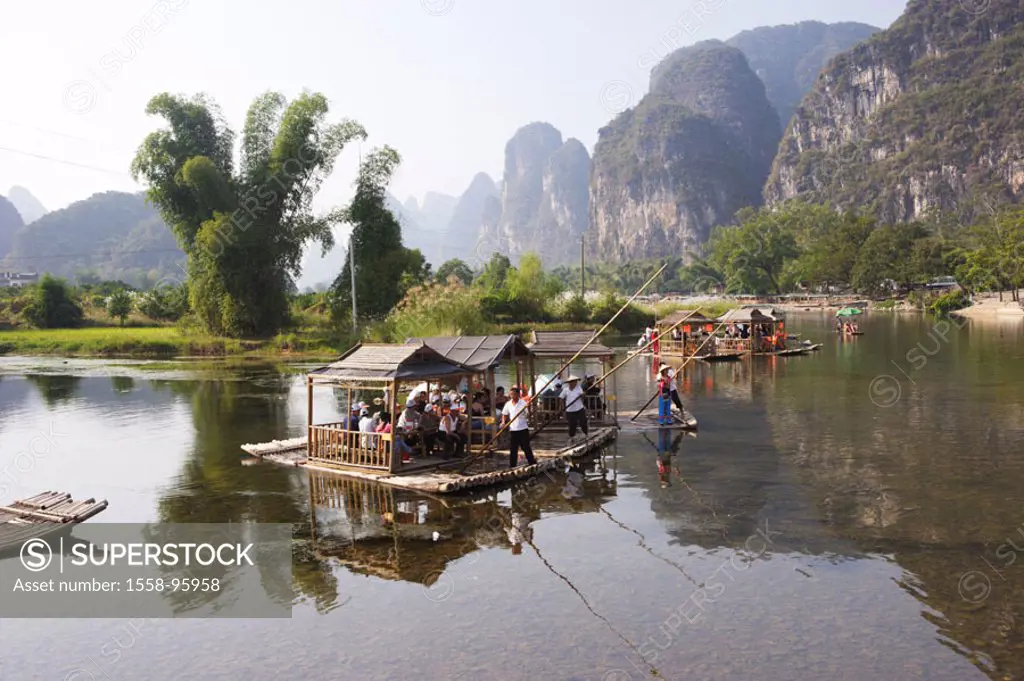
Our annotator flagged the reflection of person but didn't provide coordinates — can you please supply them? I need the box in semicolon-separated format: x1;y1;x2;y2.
507;512;534;555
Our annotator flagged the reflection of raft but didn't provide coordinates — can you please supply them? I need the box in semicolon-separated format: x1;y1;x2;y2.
772;347;810;357
697;351;745;363
627;408;698;431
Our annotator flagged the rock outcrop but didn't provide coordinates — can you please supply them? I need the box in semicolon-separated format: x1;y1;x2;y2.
487;122;591;266
7;186;47;225
764;0;1024;223
589;41;780;263
0;194;25;260
726;21;880;129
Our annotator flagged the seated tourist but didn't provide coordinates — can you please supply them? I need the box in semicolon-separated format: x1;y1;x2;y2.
359;408;377;448
495;387;508;411
420;404;440;453
438;406;467;458
347;404;360;431
375;412;392;433
672;327;682;341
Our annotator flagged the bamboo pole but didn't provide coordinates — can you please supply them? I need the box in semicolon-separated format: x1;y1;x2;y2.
467;263;667;466
629;318;730;421
530;308;704;439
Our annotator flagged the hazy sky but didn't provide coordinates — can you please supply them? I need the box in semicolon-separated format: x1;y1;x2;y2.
1;0;906;217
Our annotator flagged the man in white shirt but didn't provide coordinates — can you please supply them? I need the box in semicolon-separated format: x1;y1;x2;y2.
500;387;536;468
560;376;588;441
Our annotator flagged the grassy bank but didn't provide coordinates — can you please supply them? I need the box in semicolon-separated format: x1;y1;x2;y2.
0;326;341;359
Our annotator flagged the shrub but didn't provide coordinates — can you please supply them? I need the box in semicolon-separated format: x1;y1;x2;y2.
20;275;84;329
383;280;490;340
928;289;970;315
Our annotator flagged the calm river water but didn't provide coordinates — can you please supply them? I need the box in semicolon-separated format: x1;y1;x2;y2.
1;312;1023;680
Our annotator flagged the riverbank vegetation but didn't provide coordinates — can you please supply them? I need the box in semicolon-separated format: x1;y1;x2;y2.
552;202;1024;306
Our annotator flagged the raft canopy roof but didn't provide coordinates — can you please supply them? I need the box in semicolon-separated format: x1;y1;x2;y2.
716;308;779;324
657;309;715;325
408;335;531;373
309;343;475;383
527;330;614;359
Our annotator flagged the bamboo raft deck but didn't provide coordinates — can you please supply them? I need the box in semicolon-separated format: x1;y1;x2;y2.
242;427;618;493
0;491;108;552
623;408;699;431
696;351;745;363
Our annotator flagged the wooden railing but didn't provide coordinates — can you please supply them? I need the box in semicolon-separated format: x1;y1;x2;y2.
717;338;752;354
529;393;609;429
308;425;394;472
658;338;707;357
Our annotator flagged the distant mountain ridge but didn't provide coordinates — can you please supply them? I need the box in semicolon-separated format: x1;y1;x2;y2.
765;0;1024;223
1;191;185;288
7;186;48;225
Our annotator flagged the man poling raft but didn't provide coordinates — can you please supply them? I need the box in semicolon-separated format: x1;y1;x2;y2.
461;264;671;472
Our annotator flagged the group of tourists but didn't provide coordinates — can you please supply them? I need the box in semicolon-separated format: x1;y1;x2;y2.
836;320;860;334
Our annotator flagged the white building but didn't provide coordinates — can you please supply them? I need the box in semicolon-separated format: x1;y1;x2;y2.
0;272;40;288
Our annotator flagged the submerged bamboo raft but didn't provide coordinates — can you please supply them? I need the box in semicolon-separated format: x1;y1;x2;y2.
243;426;618;494
0;491;108;552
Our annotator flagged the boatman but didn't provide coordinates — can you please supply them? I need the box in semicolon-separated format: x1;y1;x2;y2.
501;387;537;469
560;375;588;443
666;366;685;415
657;366;674;426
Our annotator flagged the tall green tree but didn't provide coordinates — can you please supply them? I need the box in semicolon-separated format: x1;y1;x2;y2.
107;290;133;326
131;91;367;337
708;207;799;294
21;275;84;329
435;259;474;285
790;210;876;291
329;147;431;321
851;223;931;295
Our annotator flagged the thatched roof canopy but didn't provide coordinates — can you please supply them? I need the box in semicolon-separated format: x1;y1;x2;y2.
657;310;715;326
527;330;613;359
409;335;530;372
717;308;777;324
309;343;474;384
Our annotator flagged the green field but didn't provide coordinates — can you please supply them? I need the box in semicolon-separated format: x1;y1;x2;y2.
0;326;348;358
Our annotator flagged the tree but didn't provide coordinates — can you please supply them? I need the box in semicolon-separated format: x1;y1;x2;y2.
962;207;1024;301
790;210;875;291
329;148;431;321
435;259;474;285
474;253;512;292
708;207;799;294
132;91;368;337
851;223;930;295
21;275;84;329
107;290;133;326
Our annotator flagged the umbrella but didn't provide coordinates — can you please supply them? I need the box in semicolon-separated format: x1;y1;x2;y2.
836;308;863;317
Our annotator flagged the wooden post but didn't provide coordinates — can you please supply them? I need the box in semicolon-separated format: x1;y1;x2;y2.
389;379;400;473
611;360;618;426
488;367;497;441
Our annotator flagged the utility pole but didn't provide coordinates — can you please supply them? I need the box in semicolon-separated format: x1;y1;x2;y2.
580;235;585;301
350;233;357;328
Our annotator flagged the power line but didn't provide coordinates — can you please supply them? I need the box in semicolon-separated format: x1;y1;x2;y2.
0;145;132;178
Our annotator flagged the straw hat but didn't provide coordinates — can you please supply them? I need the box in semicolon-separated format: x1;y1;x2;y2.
565;375;582;383
659;366;671;375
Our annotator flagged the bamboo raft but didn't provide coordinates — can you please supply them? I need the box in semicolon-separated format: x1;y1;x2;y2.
243;427;618;494
697;351;745;363
0;491;108;552
240;437;308;466
624;408;698;431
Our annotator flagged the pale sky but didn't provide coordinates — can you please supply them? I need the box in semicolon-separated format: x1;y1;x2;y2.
1;0;906;215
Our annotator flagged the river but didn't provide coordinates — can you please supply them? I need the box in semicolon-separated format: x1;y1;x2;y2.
1;311;1022;680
